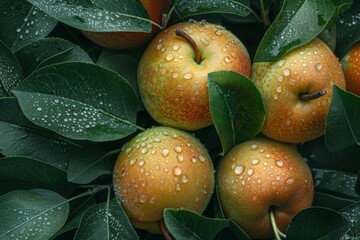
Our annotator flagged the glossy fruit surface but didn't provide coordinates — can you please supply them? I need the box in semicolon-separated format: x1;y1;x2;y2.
138;20;251;131
217;137;314;239
341;41;360;96
81;0;171;49
113;126;215;234
252;38;346;143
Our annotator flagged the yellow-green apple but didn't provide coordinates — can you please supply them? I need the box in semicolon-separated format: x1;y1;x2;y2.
252;38;346;143
137;20;251;131
217;137;314;239
341;41;360;96
81;0;171;49
113;126;215;234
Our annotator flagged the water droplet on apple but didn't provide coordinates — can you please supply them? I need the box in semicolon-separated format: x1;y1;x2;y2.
278;76;284;82
276;86;283;93
177;155;184;163
129;158;137;166
166;53;174;61
224;56;230;63
162;149;169;157
173;166;182;176
200;37;209;46
252;159;260;165
173;73;179;78
176;84;184;91
251;144;258;150
273;93;279;100
275;175;281;180
191;157;197;163
285;178;295;185
181;175;188;183
157;43;163;50
248;168;254;176
315;63;323;71
275;160;284;167
173;44;180;51
174;146;182;153
230;52;237;58
234;165;244;175
215;30;222;36
199;155;205;162
278;60;286;67
175;183;181;191
140;194;147;203
284;68;291;76
183;72;193;79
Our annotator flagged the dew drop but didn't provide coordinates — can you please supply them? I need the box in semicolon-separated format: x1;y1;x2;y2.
175;183;181;191
283;68;291;76
138;159;145;166
252;159;260;165
174;146;182;153
234;165;244;175
277;76;284;82
285;178;295;185
276;86;282;93
198;155;205;162
275;160;284;167
129;158;137;166
173;166;182;176
177;155;184;163
275;175;281;180
162;149;170;157
157;43;163;50
224;56;231;63
251;144;258;150
278;60;286;67
248;168;254;176
200;37;209;46
315;63;323;71
181;175;188;183
140;194;147;203
173;44;180;51
191;157;197;163
215;30;222;36
37;107;42;111
166;53;174;61
183;72;193;79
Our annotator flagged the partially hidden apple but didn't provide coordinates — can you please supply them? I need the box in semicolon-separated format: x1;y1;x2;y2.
217;137;314;239
252;38;346;143
113;126;215;234
81;0;171;49
137;20;251;131
341;41;360;96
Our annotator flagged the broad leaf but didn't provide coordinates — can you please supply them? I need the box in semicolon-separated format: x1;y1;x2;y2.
75;198;139;240
254;0;335;62
0;0;57;51
0;41;23;97
0;189;70;240
15;37;93;76
12;62;138;142
208;71;265;155
325;85;360;152
164;208;229;240
287;207;350;240
67;145;113;184
340;201;360;239
27;0;152;32
313;192;356;211
0;97;81;169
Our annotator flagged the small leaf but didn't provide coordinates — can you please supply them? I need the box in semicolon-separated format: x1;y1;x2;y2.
340;201;360;239
27;0;152;32
176;0;251;19
15;37;93;76
287;207;350;240
67;145;113;184
164;208;229;240
254;0;335;62
75;198;139;240
325;85;360;152
0;189;70;240
0;41;23;96
208;71;265;155
0;0;58;51
12;62;138;142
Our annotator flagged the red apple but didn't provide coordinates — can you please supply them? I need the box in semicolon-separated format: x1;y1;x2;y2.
341;41;360;96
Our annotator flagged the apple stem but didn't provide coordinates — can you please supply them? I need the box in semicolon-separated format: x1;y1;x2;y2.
299;88;327;100
175;29;201;64
269;208;287;240
160;219;173;240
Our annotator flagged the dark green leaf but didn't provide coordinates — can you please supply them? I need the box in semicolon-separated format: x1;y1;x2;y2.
325;85;360;152
356;173;360;195
164;208;229;240
0;189;70;240
67;145;113;184
287;207;350;240
254;0;335;62
313;192;356;211
0;41;23;96
0;0;57;51
208;71;265;155
228;219;251;240
12;62;138;142
176;0;251;19
27;0;151;32
15;37;93;76
0;97;81;169
340;201;360;239
75;198;139;240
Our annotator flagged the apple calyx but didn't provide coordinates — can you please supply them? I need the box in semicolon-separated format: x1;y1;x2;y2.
269;208;287;240
160;220;172;240
299;88;327;101
175;29;201;64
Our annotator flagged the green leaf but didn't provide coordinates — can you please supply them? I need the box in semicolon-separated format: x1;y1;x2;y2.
313;192;356;211
208;71;265;155
0;41;23;97
0;0;58;51
254;0;335;62
0;157;74;195
336;0;360;58
67;145;113;184
0;189;70;240
340;201;360;239
12;62;138;142
75;198;139;240
325;85;360;152
228;219;251;240
27;0;152;32
164;208;229;240
0;97;81;169
287;207;350;240
15;37;93;76
175;0;251;19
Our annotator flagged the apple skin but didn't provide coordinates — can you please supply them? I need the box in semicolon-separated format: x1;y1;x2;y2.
252;38;346;143
113;126;215;234
341;41;360;96
81;0;171;49
137;20;251;131
217;137;314;239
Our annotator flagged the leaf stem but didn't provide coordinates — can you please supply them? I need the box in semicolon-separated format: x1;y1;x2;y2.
269;208;286;240
260;0;271;28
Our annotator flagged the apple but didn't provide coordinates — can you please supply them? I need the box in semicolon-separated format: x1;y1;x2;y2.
217;137;314;239
81;0;171;49
137;20;251;131
341;41;360;96
113;126;215;234
252;38;346;143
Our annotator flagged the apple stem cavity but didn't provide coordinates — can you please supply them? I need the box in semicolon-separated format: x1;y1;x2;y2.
299;88;327;100
269;208;287;240
160;219;173;240
175;29;201;64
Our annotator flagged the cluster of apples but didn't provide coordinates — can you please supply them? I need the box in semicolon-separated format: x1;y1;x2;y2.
82;1;359;238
